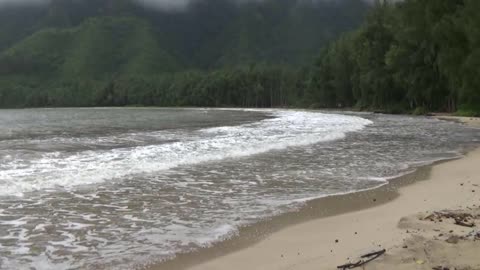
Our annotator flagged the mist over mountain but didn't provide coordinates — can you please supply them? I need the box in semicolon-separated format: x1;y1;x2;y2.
1;0;476;117
0;0;376;11
0;0;372;108
0;0;369;69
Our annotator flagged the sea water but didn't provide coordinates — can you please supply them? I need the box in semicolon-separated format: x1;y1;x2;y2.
0;108;478;269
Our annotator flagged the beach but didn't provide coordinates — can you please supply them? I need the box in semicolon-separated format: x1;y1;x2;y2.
1;109;479;269
156;118;480;270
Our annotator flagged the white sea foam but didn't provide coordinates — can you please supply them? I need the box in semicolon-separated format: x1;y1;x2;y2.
0;110;372;197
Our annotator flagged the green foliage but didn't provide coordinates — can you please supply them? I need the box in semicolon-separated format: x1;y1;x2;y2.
61;17;180;78
0;65;305;108
0;0;369;70
1;28;74;75
0;0;479;113
306;0;480;115
0;16;180;79
455;105;480;117
0;0;369;109
412;107;429;116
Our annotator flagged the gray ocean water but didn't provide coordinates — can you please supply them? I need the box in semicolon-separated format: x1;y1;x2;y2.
0;108;479;270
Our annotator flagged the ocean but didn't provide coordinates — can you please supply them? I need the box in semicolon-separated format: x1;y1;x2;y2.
0;108;478;269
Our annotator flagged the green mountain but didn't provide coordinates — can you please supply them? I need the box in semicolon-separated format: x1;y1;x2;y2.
0;0;372;108
1;0;478;114
0;0;370;76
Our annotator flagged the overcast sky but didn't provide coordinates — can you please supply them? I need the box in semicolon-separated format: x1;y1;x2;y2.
0;0;48;6
0;0;277;10
135;0;193;11
0;0;380;11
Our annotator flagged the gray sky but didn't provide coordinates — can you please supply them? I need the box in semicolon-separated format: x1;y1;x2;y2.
133;0;384;10
0;0;380;11
0;0;48;6
134;0;193;11
0;0;197;11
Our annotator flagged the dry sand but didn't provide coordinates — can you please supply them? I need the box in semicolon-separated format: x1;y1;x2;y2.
369;208;480;270
151;118;480;270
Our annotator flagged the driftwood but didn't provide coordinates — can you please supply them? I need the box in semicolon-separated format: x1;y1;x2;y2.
423;211;475;228
337;249;386;269
454;218;475;228
425;211;473;220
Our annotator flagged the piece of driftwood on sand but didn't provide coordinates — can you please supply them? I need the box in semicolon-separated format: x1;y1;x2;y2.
336;249;386;269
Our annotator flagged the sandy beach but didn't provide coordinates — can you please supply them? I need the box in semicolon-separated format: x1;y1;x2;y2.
153;117;480;270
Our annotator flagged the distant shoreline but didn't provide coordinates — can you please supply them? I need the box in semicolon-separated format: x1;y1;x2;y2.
3;106;478;130
432;114;480;128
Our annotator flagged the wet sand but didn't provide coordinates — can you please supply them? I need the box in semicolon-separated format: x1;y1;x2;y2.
149;122;480;270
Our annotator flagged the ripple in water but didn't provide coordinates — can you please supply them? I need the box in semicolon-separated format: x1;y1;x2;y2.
0;108;478;269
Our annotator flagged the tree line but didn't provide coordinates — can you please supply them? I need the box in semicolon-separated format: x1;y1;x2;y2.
0;65;307;108
307;0;480;115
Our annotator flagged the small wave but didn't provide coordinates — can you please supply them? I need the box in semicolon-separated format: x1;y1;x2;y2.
0;110;372;197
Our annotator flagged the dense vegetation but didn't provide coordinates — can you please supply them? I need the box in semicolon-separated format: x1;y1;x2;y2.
0;65;306;108
0;0;479;116
308;0;480;115
0;0;368;108
0;0;368;68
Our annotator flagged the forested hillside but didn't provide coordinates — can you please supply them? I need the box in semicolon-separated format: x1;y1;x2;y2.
0;0;369;69
0;0;479;116
0;0;370;107
308;0;480;115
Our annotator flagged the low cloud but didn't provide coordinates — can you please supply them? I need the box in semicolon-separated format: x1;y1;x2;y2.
134;0;194;11
134;0;267;11
0;0;387;11
0;0;49;6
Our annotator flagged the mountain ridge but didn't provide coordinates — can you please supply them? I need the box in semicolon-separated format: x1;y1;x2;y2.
0;0;370;74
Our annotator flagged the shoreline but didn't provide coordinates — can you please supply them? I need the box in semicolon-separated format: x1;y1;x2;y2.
151;165;432;270
432;114;480;128
146;115;480;270
1;109;477;269
149;145;479;270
